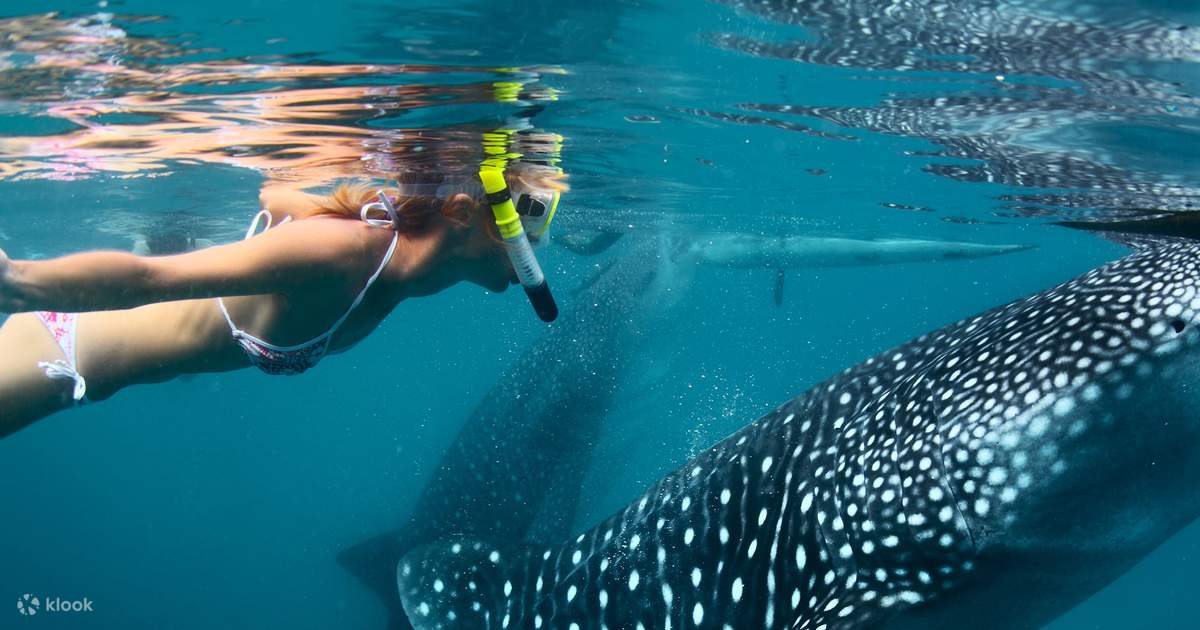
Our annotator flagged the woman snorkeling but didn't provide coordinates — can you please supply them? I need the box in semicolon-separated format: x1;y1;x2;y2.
0;165;565;436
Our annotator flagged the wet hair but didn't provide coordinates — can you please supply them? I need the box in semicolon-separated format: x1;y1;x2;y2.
308;184;446;234
304;165;568;238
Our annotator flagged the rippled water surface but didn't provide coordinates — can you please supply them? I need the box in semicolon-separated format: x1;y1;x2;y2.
0;0;1197;628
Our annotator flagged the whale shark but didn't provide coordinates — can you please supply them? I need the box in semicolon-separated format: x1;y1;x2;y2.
676;234;1032;269
396;241;1200;629
338;239;679;629
674;234;1033;306
561;231;1034;306
344;230;1033;628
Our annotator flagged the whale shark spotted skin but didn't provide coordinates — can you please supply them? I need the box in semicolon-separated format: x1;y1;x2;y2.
397;242;1200;629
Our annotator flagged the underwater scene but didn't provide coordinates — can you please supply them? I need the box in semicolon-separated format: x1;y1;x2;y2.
1;0;1198;628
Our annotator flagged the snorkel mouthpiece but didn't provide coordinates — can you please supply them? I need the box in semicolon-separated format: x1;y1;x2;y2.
479;168;558;322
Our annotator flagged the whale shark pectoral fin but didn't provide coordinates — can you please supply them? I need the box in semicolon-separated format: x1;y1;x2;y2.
774;268;785;307
398;538;534;630
1056;225;1195;252
1055;212;1200;244
555;229;626;256
338;531;412;629
570;257;622;298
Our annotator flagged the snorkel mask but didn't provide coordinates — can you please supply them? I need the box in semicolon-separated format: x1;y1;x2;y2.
512;185;560;242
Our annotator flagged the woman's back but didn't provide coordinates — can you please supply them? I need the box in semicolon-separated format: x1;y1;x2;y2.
77;212;404;396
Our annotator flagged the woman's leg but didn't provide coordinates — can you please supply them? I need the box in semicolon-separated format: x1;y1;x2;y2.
0;313;79;437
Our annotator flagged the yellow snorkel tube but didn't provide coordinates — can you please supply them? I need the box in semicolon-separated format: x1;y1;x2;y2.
480;85;562;322
480;167;559;322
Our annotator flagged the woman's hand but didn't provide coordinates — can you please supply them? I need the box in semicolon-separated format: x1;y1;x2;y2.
0;245;15;312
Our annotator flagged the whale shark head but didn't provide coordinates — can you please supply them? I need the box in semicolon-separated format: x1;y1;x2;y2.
395;242;1200;629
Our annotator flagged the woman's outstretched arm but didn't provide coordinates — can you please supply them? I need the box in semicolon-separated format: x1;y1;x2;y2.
0;219;368;313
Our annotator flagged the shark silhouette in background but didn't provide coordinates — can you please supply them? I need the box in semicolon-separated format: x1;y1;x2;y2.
397;240;1200;629
670;233;1033;306
561;230;1034;306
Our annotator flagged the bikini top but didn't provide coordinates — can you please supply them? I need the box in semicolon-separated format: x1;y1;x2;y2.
218;210;398;376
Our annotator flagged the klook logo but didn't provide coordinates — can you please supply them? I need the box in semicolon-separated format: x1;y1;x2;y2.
16;594;38;616
15;593;92;617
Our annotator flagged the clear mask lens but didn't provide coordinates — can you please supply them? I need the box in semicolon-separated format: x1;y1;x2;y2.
516;193;548;218
514;189;560;240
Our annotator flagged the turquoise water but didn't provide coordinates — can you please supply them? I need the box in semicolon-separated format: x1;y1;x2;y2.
0;0;1197;628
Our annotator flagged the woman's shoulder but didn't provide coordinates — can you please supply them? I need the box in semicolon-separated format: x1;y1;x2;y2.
258;184;325;218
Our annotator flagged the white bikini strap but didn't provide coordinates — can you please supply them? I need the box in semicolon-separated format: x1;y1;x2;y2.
244;210;293;240
360;191;401;229
216;297;240;333
324;232;400;336
220;211;292;337
244;209;272;239
224;201;395;344
38;360;87;402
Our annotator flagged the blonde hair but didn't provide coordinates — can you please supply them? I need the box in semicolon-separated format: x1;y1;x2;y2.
305;166;569;237
306;183;444;234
